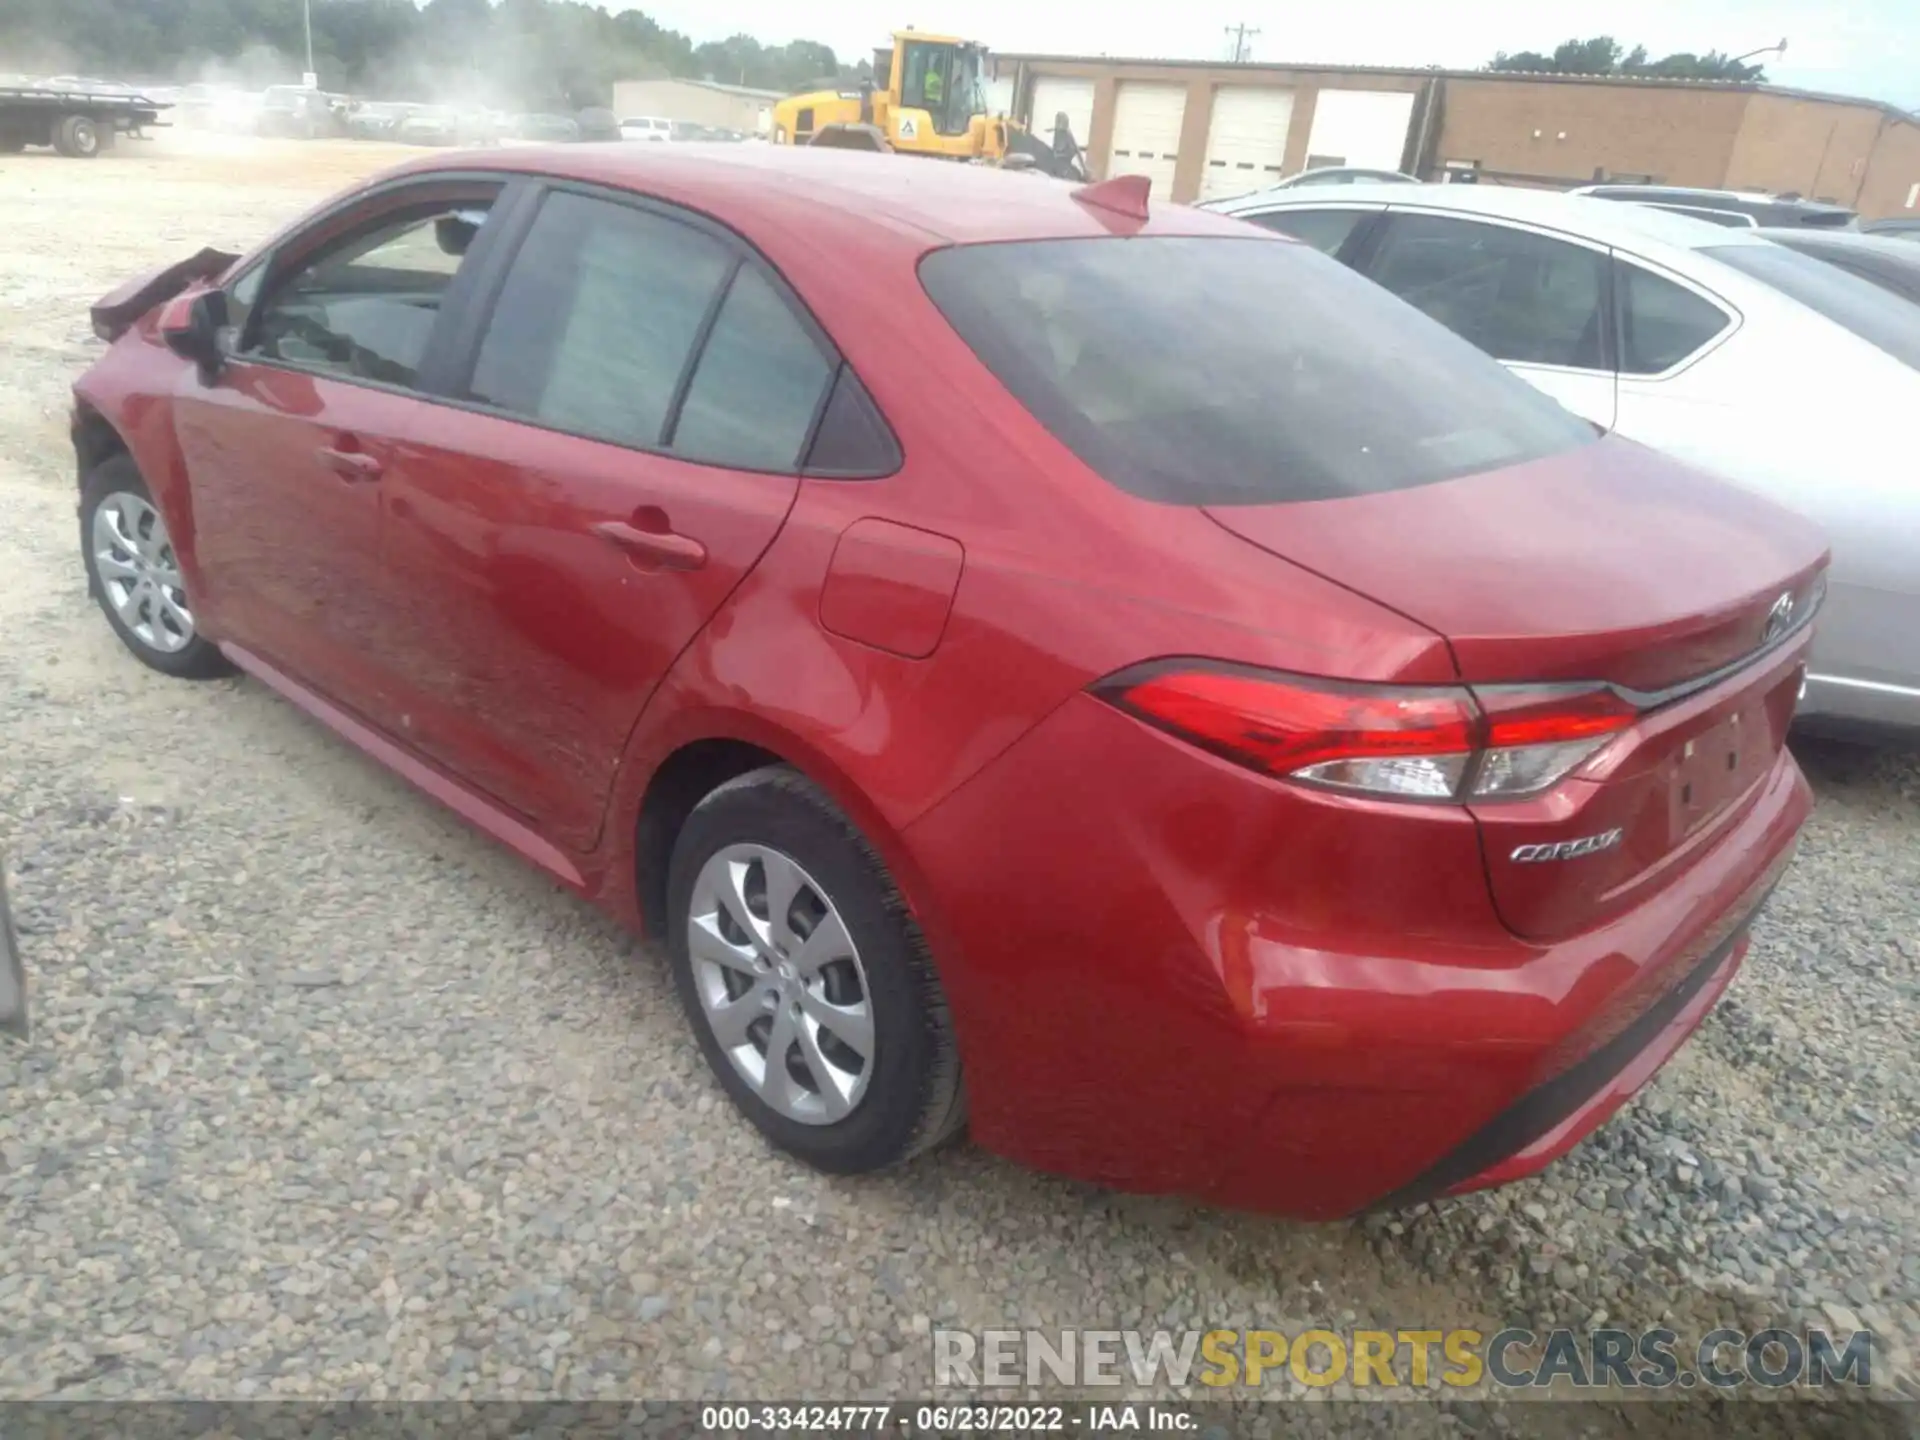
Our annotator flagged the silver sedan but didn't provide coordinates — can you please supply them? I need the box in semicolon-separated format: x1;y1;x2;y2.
1202;181;1920;738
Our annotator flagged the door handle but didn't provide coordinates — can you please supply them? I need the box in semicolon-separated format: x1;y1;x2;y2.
316;445;382;482
592;514;707;571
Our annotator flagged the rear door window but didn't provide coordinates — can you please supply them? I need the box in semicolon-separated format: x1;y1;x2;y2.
671;265;836;470
468;190;733;448
1616;263;1730;374
467;188;842;471
918;235;1595;507
1706;241;1920;372
1240;207;1372;257
1364;213;1608;370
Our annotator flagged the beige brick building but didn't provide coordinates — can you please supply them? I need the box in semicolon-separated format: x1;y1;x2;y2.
983;55;1920;218
609;78;782;135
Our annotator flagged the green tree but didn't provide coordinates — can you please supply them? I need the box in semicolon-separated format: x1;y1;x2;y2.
1488;36;1766;82
0;0;849;107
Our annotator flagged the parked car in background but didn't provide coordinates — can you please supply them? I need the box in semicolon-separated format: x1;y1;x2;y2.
209;88;263;133
257;85;341;140
37;74;134;96
1862;217;1920;243
1267;166;1421;190
511;112;580;142
348;101;419;140
1208;181;1920;736
1570;184;1857;230
396;106;497;146
575;108;620;143
396;105;458;145
172;82;242;130
1198;167;1419;208
75;148;1823;1217
1757;228;1920;305
621;114;673;141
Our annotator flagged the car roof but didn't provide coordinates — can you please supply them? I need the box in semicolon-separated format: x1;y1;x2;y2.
1209;180;1776;254
385;144;1254;253
1756;226;1920;254
1579;182;1852;210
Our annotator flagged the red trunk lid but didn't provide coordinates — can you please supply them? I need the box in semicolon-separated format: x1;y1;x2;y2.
1205;437;1827;939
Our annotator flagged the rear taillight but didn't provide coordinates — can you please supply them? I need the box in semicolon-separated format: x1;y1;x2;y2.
1094;662;1638;802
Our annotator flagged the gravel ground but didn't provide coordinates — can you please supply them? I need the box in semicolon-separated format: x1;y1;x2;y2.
0;135;1914;1415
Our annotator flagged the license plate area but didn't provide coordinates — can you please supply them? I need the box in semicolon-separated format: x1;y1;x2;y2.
1669;700;1767;841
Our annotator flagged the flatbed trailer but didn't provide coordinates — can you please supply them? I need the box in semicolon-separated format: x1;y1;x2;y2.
0;85;170;158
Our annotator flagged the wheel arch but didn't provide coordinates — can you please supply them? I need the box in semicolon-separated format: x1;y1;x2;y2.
622;709;958;975
633;736;785;942
72;401;131;482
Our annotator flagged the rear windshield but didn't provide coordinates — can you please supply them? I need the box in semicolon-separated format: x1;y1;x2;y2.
918;236;1596;506
1707;242;1920;371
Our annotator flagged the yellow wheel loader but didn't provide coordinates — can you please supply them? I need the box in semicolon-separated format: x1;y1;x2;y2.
770;31;1087;181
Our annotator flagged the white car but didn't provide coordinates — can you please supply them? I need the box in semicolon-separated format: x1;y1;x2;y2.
1263;165;1421;190
1202;181;1920;736
619;115;672;142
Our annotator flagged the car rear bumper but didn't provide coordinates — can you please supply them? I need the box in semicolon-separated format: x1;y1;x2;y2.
904;692;1811;1219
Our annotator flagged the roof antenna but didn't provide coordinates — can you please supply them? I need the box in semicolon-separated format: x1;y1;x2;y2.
1072;174;1150;221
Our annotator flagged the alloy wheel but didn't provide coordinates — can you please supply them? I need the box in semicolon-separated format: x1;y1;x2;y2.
687;843;875;1125
91;492;195;654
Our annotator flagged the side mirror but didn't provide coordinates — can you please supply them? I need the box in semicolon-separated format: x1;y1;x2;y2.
161;288;229;384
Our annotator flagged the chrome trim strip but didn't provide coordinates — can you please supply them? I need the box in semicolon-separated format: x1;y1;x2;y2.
1608;580;1825;711
1803;673;1920;698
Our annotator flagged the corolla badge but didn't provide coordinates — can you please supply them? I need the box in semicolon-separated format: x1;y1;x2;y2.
1511;828;1624;863
1763;591;1796;644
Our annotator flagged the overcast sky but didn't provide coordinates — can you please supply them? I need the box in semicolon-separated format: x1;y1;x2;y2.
620;0;1919;109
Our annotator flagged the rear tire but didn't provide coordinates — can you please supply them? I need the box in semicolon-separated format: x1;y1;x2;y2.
666;766;966;1173
54;114;101;158
80;454;233;680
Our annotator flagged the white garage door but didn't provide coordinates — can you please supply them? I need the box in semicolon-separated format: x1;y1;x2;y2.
1201;86;1294;201
1303;89;1417;173
1109;82;1186;198
1028;76;1095;152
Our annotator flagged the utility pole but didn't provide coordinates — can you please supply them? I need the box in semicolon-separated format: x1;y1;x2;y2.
1224;23;1260;63
302;0;316;87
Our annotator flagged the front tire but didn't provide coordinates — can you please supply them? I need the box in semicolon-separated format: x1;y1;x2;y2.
80;454;233;679
666;766;966;1173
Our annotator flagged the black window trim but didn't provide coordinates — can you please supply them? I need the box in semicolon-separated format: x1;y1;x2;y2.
216;168;902;480
1357;205;1621;378
432;174;898;479
218;171;525;404
1609;251;1742;382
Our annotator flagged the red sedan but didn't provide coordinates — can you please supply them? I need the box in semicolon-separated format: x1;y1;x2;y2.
72;147;1824;1218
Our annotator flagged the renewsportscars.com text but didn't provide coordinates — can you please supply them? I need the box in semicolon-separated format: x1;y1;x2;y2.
932;1326;1875;1390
